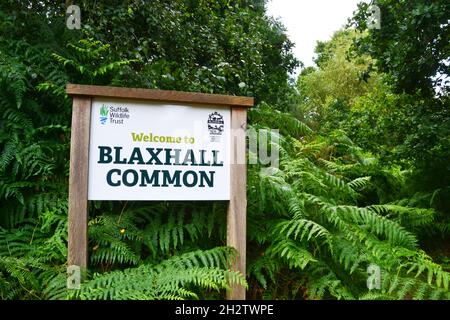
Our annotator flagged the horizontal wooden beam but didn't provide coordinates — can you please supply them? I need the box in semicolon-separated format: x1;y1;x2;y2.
66;84;254;108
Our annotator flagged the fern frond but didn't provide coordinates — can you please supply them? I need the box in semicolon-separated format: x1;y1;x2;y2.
348;176;371;191
268;239;316;269
71;247;246;300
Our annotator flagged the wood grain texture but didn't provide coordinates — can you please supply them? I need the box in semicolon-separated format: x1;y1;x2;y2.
68;96;91;269
66;84;254;107
227;107;247;300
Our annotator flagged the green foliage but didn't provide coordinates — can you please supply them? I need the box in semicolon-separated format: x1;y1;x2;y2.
0;210;67;299
0;200;241;299
349;0;450;199
44;247;246;300
50;38;137;85
246;127;450;299
350;0;450;97
71;0;298;107
296;14;450;251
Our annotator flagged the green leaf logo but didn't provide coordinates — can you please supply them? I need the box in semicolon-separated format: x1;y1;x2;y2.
100;105;109;117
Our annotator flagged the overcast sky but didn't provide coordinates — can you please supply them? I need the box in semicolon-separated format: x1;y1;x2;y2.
266;0;364;71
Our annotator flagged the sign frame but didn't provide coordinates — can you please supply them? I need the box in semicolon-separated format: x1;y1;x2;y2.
66;84;253;300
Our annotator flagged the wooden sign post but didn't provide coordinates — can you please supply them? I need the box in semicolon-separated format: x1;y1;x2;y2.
66;84;253;299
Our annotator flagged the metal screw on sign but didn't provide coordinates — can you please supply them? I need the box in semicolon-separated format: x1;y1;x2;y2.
66;5;81;30
367;4;381;30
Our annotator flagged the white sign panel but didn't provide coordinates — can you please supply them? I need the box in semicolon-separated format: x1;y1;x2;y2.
88;98;230;200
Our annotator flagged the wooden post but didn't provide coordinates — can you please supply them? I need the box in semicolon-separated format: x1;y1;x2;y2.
68;96;91;269
227;107;247;300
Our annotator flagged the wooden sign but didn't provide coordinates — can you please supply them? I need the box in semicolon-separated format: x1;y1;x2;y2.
66;84;253;300
88;98;230;200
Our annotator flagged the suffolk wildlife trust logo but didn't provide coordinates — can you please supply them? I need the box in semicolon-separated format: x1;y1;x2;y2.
100;105;109;125
207;112;224;142
99;104;130;125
